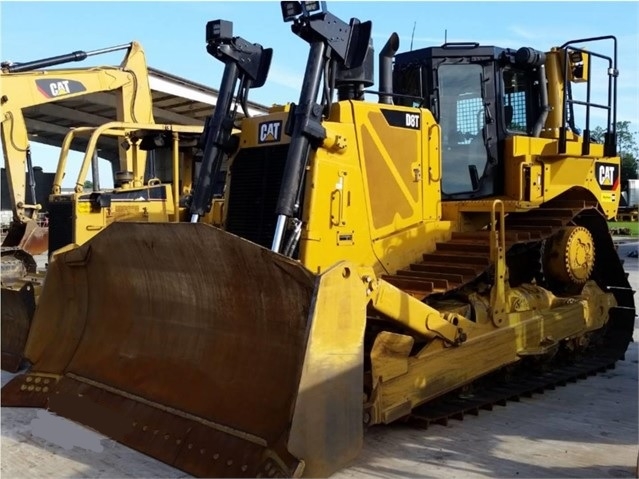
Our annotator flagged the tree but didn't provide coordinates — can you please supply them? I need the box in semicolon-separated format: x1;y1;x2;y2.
83;180;93;190
592;121;639;190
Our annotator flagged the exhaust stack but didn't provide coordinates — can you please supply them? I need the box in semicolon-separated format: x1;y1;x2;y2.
379;32;399;104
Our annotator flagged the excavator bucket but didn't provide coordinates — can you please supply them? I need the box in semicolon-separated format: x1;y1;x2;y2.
2;219;49;256
2;222;367;478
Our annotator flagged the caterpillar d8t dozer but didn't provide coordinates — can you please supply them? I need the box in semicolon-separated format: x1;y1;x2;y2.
3;2;635;478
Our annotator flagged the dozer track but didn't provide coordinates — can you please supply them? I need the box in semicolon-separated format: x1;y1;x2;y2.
409;353;620;429
381;200;635;427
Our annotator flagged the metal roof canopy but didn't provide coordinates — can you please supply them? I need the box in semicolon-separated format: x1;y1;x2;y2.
23;66;270;161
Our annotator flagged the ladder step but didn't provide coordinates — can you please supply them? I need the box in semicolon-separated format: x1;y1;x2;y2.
506;217;565;227
405;267;466;284
452;230;528;242
525;208;576;218
436;242;491;253
395;270;452;289
422;253;490;265
382;275;434;292
414;262;482;277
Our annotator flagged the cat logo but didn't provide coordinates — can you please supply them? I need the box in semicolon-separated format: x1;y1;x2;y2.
35;78;87;99
594;161;619;191
599;166;614;185
258;120;282;144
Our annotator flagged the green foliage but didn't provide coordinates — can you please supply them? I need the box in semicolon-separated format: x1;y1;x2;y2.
608;221;639;236
83;180;93;189
592;121;639;189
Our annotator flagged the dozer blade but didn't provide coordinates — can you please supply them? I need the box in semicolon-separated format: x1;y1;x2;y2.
2;222;367;478
1;248;39;372
1;283;36;372
2;219;48;256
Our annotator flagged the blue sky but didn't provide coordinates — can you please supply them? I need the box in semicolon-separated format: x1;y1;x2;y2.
1;1;638;187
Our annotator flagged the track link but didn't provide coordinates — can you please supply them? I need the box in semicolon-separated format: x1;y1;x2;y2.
409;351;622;428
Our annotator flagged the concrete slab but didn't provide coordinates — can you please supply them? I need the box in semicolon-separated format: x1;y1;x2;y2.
2;261;638;479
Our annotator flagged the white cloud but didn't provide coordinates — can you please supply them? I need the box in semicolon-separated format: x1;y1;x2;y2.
507;25;538;41
267;66;304;90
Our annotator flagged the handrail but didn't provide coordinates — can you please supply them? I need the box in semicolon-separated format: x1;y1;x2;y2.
72;122;203;193
428;123;442;182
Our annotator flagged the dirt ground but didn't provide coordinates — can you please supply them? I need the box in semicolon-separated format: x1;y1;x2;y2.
2;253;638;479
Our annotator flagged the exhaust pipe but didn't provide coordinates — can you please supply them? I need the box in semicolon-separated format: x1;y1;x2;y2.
515;47;549;138
379;33;399;105
533;64;550;137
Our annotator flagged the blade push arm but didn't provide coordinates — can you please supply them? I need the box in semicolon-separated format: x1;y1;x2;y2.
189;20;272;222
271;1;372;252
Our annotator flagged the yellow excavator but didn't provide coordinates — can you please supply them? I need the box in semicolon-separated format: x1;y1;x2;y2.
1;41;154;255
1;30;272;372
1;42;155;371
3;3;634;478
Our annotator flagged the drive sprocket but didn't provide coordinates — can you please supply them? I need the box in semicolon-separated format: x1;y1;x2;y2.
542;225;595;286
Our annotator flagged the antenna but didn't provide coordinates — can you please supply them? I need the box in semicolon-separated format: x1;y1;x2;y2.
445;29;448;44
410;21;416;51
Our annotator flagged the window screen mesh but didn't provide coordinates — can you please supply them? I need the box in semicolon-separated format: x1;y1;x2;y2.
457;97;483;136
506;91;526;128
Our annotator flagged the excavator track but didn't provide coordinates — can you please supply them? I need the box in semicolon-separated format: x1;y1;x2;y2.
382;200;635;426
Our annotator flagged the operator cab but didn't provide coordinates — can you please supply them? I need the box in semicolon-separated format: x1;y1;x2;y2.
393;43;544;200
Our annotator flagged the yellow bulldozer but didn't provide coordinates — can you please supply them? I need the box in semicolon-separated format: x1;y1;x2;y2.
3;3;634;478
1;29;272;372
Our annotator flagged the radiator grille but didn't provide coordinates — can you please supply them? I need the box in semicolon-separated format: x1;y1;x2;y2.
225;145;288;248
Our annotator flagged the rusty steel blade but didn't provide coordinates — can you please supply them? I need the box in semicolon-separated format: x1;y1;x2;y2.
1;282;36;372
10;222;318;477
2;372;58;407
